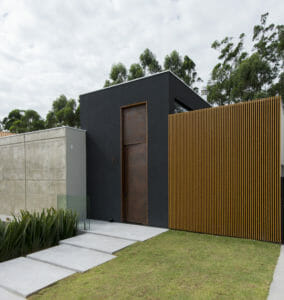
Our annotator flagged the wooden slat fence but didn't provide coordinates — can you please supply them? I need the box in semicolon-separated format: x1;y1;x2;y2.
168;97;281;242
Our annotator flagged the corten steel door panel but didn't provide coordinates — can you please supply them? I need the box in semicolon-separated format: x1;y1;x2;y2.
123;104;146;145
124;143;147;224
121;103;147;225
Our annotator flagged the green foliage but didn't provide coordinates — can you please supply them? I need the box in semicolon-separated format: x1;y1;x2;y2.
46;95;80;128
2;94;80;133
139;48;162;74
2;109;45;133
164;50;183;77
104;48;201;92
164;50;202;92
30;230;279;300
2;109;22;130
0;208;77;262
230;53;273;101
128;63;145;81
104;63;128;87
207;13;284;105
269;71;284;97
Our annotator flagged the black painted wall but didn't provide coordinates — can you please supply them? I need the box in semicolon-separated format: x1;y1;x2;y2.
80;71;210;227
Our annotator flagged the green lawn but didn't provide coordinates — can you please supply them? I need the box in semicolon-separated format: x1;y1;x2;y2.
29;230;280;300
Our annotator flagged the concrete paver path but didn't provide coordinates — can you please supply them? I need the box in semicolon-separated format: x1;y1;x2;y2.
61;232;136;254
85;220;168;241
0;287;25;300
0;220;168;299
0;257;74;297
268;246;284;300
28;244;115;272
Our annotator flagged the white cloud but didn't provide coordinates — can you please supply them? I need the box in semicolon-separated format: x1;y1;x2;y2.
0;0;283;119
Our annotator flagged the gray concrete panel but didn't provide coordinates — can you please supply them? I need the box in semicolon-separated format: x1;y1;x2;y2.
25;138;66;181
0;127;86;216
0;134;24;146
24;127;66;142
65;128;86;220
0;287;25;300
85;220;168;241
60;233;135;254
28;244;115;272
268;246;284;300
0;257;74;297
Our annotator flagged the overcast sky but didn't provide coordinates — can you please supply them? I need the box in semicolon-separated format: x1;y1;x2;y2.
0;0;283;120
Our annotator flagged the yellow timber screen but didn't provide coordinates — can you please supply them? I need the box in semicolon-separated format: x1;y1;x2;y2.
168;97;281;243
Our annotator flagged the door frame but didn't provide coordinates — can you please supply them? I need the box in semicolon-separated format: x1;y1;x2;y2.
120;101;148;224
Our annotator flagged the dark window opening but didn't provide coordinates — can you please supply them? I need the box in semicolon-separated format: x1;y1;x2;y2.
173;99;190;114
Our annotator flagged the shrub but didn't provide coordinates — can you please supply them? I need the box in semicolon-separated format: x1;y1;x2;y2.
0;208;77;262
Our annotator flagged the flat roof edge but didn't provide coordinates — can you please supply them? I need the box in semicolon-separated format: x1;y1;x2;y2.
80;70;210;107
80;70;171;98
0;126;86;140
168;71;210;107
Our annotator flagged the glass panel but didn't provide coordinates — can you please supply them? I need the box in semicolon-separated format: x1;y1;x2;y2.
57;195;90;230
173;100;189;113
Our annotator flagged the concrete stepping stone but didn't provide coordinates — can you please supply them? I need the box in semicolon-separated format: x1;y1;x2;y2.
85;220;168;241
0;257;74;297
0;287;25;300
28;244;115;272
60;233;136;254
268;246;284;300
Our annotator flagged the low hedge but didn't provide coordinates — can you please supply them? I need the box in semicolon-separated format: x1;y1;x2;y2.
0;208;77;262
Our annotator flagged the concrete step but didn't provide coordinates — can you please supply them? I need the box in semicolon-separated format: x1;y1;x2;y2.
268;246;284;300
84;220;168;241
0;287;25;300
0;257;74;297
28;244;115;272
61;232;136;254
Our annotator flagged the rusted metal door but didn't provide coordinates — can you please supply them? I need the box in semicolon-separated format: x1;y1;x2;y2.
121;103;147;224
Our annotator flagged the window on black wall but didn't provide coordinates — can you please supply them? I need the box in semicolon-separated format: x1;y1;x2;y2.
173;99;190;114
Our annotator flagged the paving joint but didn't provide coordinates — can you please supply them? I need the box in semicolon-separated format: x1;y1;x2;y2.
81;230;139;242
26;256;80;273
59;240;121;255
0;220;168;298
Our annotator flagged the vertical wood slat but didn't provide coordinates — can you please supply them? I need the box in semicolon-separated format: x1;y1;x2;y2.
168;97;282;243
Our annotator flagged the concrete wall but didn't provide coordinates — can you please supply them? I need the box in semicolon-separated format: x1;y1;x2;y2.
0;135;25;214
65;128;87;220
0;127;86;215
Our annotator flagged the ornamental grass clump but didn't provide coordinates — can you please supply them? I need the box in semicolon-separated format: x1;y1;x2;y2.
0;208;77;262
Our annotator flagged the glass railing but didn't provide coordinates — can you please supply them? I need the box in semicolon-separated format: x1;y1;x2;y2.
57;195;90;231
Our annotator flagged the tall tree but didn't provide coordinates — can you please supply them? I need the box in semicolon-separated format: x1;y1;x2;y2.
164;50;183;77
46;95;79;128
139;48;162;74
2;109;45;133
75;103;80;127
128;63;145;80
207;13;283;105
104;63;127;87
164;50;202;92
2;109;23;131
104;48;202;92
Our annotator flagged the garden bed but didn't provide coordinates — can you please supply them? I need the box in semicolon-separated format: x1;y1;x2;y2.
0;208;77;262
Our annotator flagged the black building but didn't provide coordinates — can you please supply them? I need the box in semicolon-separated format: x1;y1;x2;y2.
80;71;210;228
